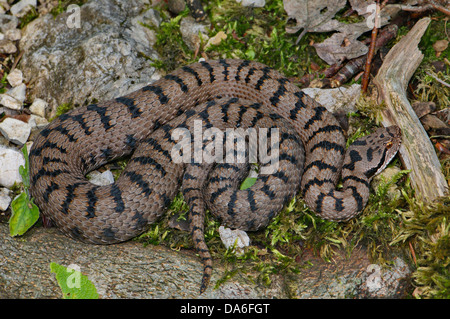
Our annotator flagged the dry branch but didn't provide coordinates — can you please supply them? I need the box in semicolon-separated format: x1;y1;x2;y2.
373;17;448;201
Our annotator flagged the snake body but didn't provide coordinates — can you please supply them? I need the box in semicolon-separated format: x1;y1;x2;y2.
29;59;401;292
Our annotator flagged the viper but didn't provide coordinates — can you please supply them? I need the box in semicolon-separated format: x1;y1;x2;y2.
29;59;401;293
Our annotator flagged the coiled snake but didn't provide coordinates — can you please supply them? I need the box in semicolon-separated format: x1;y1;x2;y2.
29;59;401;293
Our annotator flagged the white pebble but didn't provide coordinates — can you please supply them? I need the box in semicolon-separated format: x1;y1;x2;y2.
88;170;115;186
0;187;11;211
0;39;17;54
6;69;23;87
7;83;27;103
0;117;31;145
5;28;21;41
29;98;48;118
10;0;37;17
0;145;25;188
219;226;250;255
0;94;22;110
28;114;49;128
236;0;265;7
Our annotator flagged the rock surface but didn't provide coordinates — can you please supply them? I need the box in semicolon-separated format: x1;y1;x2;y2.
0;188;11;211
0;145;25;188
0;117;31;145
0;223;411;298
19;0;161;116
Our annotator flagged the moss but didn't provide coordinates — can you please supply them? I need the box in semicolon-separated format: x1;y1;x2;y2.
392;195;450;299
50;102;74;121
50;0;89;17
18;6;39;28
145;8;196;72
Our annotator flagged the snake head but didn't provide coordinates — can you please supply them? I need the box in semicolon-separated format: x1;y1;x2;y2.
346;125;402;180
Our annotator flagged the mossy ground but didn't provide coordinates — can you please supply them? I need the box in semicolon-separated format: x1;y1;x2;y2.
138;1;450;298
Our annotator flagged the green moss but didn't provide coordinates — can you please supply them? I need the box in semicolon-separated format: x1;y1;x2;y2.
50;0;89;17
145;8;196;72
18;6;39;28
50;102;74;121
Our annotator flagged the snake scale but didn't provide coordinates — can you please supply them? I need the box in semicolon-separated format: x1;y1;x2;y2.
29;59;401;293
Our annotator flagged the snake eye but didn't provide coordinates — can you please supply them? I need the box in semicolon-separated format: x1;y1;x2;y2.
385;141;393;149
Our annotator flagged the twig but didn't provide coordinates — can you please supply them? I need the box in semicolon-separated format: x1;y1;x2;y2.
361;0;381;93
429;0;450;16
425;71;450;88
400;0;450;16
295;28;308;45
409;242;417;266
333;24;397;88
10;50;24;73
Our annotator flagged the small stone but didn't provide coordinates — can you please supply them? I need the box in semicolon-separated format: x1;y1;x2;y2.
204;31;227;50
88;170;115;186
0;117;31;145
236;0;265;7
0;39;17;54
180;16;209;51
0;145;25;188
0;14;19;33
219;226;250;255
5;28;21;41
0;187;11;211
167;0;186;15
28;114;49;128
29;98;48;118
10;0;37;18
7;83;27;102
6;69;23;87
0;94;22;110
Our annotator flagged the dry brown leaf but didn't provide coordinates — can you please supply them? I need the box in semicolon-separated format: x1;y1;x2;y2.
283;0;401;64
283;0;346;35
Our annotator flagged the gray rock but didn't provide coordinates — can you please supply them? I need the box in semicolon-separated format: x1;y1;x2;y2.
6;69;23;87
0;14;19;33
0;187;11;211
0;94;22;110
28;114;49;129
29;98;48;117
10;0;37;18
4;28;21;41
19;0;161;115
0;39;17;54
0;223;412;298
0;145;25;188
180;16;209;51
0;117;31;145
6;83;27;103
87;170;115;186
237;0;266;7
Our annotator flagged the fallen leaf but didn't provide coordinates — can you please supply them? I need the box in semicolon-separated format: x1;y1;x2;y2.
283;0;400;64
